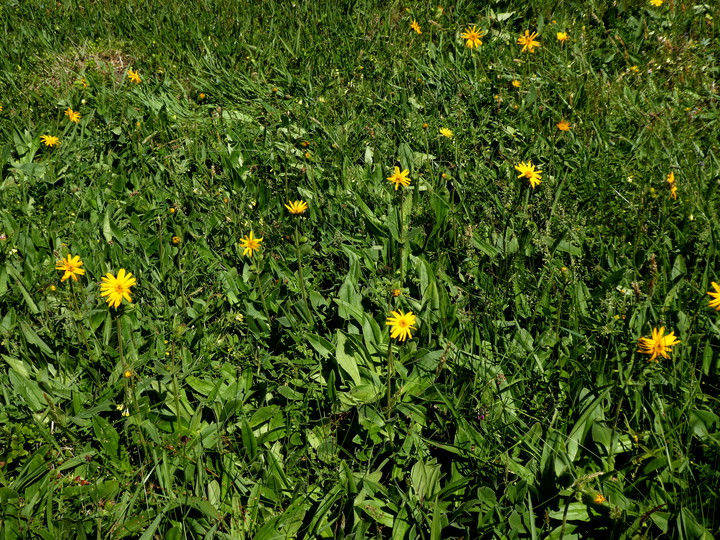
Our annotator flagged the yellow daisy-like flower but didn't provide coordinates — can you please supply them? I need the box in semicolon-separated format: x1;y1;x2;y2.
100;269;137;308
512;79;521;88
64;108;81;123
0;104;4;113
123;370;133;378
127;69;142;84
666;171;678;199
557;120;571;131
518;30;540;53
198;92;206;100
386;310;417;341
387;166;411;190
707;282;720;310
650;0;663;6
391;288;402;297
594;494;606;504
239;232;263;257
40;134;60;147
410;20;422;34
172;235;181;244
461;25;485;48
439;127;453;138
637;327;680;363
55;254;86;282
285;200;308;214
515;161;542;188
556;32;569;43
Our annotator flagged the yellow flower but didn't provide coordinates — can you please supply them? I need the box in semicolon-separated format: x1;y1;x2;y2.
666;172;678;199
410;20;422;34
650;0;663;6
422;122;429;129
239;232;263;257
630;65;640;73
285;200;308;214
556;120;571;131
387;166;411;190
0;104;4;112
56;254;85;282
707;282;720;310
123;370;133;378
461;25;485;48
172;235;181;244
518;30;540;53
127;69;142;84
637;327;680;363
198;92;206;100
169;207;176;214
100;269;137;309
594;494;606;504
439;127;453;138
391;288;402;297
556;32;569;43
386;310;417;341
40;134;60;147
515;161;542;188
64;108;81;123
512;79;521;88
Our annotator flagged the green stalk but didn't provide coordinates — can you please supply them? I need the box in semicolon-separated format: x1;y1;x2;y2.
293;225;312;326
254;256;272;330
385;338;394;420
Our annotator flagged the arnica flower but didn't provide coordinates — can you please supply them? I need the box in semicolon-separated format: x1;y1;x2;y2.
650;0;663;6
386;310;417;341
285;200;308;214
100;269;137;309
64;108;81;123
127;69;142;84
518;30;540;53
439;127;453;138
410;20;422;34
123;370;133;378
556;32;569;43
515;161;542;188
239;232;263;257
0;104;4;113
512;79;521;88
666;171;678;200
56;254;85;282
594;494;606;504
198;92;206;100
40;134;60;147
637;327;680;363
461;26;484;48
557;120;571;131
391;288;402;297
387;166;411;190
172;236;181;244
707;282;720;310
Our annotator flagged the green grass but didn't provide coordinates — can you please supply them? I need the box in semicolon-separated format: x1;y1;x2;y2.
1;0;719;538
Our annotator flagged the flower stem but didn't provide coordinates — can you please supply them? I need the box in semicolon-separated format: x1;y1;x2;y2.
254;260;272;331
386;338;394;420
294;225;313;326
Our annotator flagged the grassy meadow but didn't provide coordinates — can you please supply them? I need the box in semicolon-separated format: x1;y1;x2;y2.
1;0;720;537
